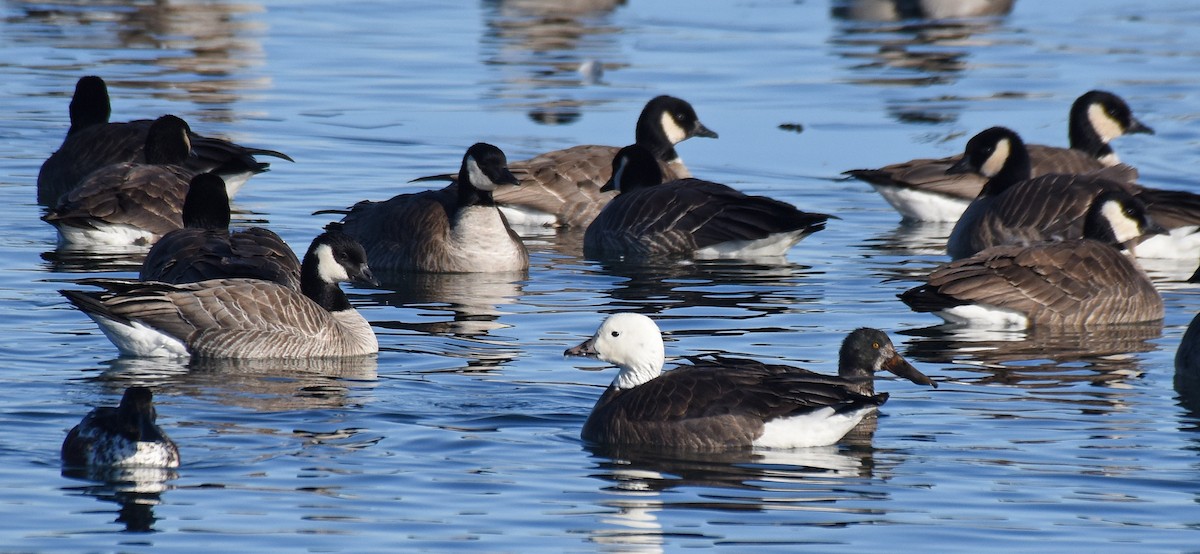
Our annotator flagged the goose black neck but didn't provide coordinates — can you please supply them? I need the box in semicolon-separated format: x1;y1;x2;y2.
1068;97;1108;158
144;117;191;166
980;139;1033;197
182;176;231;230
634;114;676;162
455;170;495;207
68;76;111;136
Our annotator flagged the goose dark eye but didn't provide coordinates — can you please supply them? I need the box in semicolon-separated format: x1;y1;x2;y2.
1124;207;1136;217
610;331;620;337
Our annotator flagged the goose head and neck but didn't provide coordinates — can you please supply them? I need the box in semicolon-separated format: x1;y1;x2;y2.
300;231;379;312
181;173;231;231
1083;191;1166;252
1069;90;1154;163
67;75;111;136
455;142;519;207
114;386;166;443
601;144;665;193
564;313;666;390
837;328;936;396
634;95;718;165
144;115;192;166
947;126;1032;197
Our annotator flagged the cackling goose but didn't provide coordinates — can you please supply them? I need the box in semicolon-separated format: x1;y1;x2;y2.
846;90;1153;222
61;386;179;468
583;144;831;261
901;190;1165;327
328;143;529;274
139;173;301;289
945;126;1200;260
564;313;936;449
42;114;195;247
60;231;379;359
38;76;291;205
426;95;717;228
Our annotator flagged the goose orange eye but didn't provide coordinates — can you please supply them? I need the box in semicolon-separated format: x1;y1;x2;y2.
872;342;880;349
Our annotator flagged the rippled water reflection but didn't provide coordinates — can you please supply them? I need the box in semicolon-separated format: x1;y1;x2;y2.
4;0;1200;551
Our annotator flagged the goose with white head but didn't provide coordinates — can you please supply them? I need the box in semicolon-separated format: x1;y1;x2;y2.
329;143;528;274
565;313;936;450
60;231;379;359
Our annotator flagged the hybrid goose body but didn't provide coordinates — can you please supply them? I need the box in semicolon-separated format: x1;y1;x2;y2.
38;76;290;205
61;231;378;359
435;95;717;228
61;386;179;468
847;90;1153;222
945;127;1200;260
583;145;831;261
332;143;528;274
902;190;1165;328
565;314;935;450
140;173;300;289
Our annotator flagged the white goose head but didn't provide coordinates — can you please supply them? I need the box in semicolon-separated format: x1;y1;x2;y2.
565;313;666;390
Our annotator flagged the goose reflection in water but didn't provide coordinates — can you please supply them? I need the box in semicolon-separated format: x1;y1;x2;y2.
594;259;822;319
584;443;885;551
94;355;379;413
14;0;268;111
480;0;626;124
1174;312;1200;417
901;323;1161;388
364;271;524;372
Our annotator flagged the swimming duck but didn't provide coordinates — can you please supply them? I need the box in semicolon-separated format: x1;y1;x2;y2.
38;75;290;205
565;313;936;449
61;386;180;468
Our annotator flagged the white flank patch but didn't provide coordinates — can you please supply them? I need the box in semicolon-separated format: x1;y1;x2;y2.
465;156;499;191
660;112;687;145
1097;152;1121;166
88;315;189;358
55;222;158;247
979;138;1011;178
935;304;1030;329
754;406;875;449
694;229;812;259
1133;226;1200;260
497;205;557;228
449;206;526;272
315;243;350;283
871;184;971;222
1088;103;1125;143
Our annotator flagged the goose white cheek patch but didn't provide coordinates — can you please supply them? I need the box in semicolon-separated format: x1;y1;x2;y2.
466;157;499;191
661;112;687;145
979;138;1011;178
1088;103;1125;143
315;244;350;283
